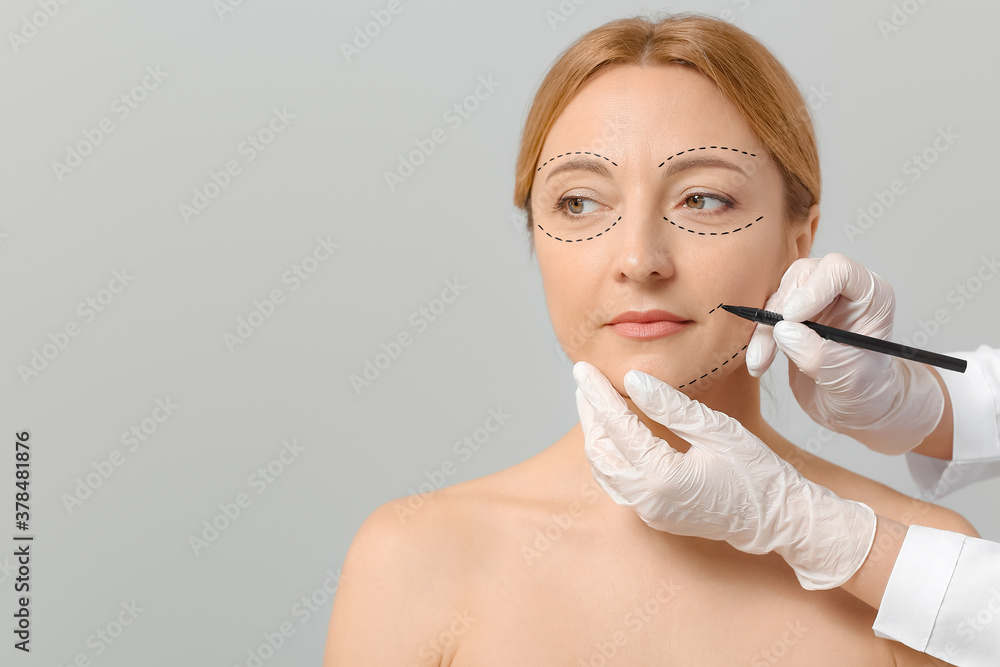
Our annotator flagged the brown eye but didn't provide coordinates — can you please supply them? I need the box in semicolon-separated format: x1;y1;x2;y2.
684;194;726;211
686;194;706;209
567;197;585;214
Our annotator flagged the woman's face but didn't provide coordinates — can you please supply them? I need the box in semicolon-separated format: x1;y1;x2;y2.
531;64;815;397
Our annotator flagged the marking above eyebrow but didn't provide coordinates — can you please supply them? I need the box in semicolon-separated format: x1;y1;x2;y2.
536;151;618;176
658;145;757;167
657;146;757;179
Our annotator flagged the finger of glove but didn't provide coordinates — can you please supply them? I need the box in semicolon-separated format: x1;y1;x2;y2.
783;253;878;322
747;259;818;377
624;369;751;459
746;289;781;377
575;387;632;475
746;325;775;378
587;457;634;507
574;361;674;471
576;386;674;513
772;320;836;381
774;319;889;386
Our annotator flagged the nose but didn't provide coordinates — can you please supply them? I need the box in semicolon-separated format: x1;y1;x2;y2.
612;199;676;283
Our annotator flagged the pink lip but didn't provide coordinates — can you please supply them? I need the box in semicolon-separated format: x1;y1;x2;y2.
607;310;691;340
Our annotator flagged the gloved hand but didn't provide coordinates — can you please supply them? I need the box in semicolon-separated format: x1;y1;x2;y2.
573;360;876;591
745;252;945;455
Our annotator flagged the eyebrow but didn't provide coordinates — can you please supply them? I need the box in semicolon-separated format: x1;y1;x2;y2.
660;155;748;179
541;154;750;183
543;158;614;183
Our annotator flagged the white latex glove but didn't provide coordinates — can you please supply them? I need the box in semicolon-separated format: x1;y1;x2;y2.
573;360;876;591
746;252;945;456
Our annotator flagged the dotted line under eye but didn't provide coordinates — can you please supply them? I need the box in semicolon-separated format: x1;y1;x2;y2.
657;146;756;167
537;216;620;242
536;151;618;172
660;146;760;237
664;215;763;236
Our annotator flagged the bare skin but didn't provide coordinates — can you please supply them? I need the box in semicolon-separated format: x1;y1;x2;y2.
325;419;974;665
911;367;955;460
325;64;977;665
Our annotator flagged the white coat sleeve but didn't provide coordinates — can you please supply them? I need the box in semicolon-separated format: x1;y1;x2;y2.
873;525;1000;666
906;345;1000;500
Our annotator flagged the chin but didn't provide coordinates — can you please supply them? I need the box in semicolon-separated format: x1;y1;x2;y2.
590;347;748;399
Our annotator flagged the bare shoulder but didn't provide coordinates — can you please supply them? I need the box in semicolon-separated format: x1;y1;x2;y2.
788;444;979;539
323;478;503;666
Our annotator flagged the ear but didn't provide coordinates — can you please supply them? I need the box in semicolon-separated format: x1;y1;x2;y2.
788;203;819;261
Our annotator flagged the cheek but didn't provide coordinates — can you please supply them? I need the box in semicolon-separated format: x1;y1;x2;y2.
688;228;789;307
536;242;588;316
535;241;613;358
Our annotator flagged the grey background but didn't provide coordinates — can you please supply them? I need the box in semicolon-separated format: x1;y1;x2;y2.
1;0;997;664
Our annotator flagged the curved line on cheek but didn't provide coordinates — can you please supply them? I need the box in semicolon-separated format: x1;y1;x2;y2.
676;343;748;389
675;302;750;389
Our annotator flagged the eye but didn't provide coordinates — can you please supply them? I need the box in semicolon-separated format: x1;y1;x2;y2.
684;193;730;211
556;196;601;216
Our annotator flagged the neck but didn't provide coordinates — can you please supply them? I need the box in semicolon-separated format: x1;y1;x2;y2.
554;366;790;512
622;366;766;454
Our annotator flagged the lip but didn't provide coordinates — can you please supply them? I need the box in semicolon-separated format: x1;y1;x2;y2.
607;310;691;340
609;310;687;325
